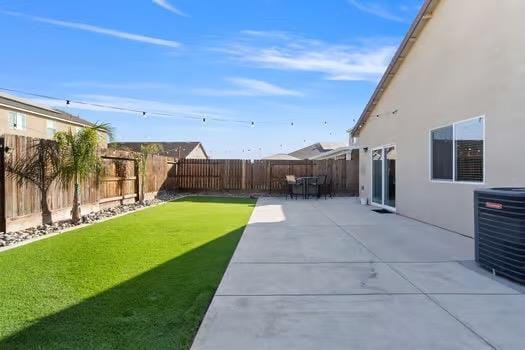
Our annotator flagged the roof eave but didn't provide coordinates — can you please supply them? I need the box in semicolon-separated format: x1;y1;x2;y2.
351;0;440;137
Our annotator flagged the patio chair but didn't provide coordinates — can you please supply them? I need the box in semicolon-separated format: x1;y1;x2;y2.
315;175;328;199
285;175;303;200
318;175;333;199
306;176;321;199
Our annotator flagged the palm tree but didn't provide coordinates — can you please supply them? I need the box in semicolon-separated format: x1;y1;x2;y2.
54;123;112;223
6;138;61;225
137;143;163;203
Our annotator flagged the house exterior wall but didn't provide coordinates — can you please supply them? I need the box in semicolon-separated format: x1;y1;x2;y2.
356;0;525;237
186;145;208;159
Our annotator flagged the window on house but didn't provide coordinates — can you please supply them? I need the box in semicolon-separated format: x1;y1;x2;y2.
455;118;484;182
431;126;453;180
47;120;57;137
8;112;27;130
430;116;485;183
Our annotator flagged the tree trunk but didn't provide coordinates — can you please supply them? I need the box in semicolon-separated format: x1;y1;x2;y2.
39;140;53;225
72;182;81;224
41;189;52;225
140;174;146;204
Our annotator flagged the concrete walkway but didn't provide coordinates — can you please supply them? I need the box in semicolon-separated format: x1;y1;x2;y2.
192;198;525;350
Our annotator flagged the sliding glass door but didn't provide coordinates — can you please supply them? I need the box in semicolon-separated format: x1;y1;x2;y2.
371;146;396;210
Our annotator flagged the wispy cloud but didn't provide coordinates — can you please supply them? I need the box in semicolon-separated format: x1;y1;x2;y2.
219;31;396;81
62;81;172;90
194;77;303;97
347;0;419;22
1;10;181;48
152;0;188;17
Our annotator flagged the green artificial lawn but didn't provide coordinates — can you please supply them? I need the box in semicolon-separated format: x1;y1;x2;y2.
0;196;255;349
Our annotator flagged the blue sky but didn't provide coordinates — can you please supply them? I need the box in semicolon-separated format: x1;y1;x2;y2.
0;0;421;158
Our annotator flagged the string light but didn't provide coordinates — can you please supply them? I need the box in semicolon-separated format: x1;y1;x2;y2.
0;87;346;129
375;109;399;118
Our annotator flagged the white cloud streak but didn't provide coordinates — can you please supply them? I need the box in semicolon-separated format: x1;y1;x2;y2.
221;32;396;81
62;81;172;90
152;0;188;17
347;0;407;22
194;78;303;97
1;10;181;48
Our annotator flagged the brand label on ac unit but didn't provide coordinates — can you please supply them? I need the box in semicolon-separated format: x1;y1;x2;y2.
485;202;503;209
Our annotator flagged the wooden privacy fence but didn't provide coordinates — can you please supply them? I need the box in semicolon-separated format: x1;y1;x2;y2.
0;135;172;232
170;155;359;194
0;134;358;232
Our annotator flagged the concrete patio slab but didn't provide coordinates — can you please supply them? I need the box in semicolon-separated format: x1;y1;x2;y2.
434;295;525;350
192;197;524;350
342;224;474;262
191;295;493;350
218;262;418;295
391;262;520;294
232;224;378;263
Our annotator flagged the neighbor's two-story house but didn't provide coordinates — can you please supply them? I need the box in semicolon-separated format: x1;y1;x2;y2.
351;0;525;237
0;93;107;146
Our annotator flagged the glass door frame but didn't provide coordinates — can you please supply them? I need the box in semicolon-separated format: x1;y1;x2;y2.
370;144;396;212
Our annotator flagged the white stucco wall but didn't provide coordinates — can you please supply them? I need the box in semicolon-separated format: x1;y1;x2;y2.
357;0;525;236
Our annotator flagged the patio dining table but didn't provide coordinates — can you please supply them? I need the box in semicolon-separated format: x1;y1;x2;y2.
296;176;319;199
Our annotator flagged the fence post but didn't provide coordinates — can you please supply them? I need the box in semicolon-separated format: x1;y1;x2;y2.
241;160;246;191
135;158;142;203
0;137;6;233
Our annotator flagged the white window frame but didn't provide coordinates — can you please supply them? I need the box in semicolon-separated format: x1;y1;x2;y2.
429;115;486;185
8;111;27;130
47;120;57;137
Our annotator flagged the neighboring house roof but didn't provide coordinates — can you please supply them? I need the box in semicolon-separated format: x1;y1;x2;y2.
262;153;301;161
309;147;351;160
112;141;208;159
288;142;347;160
351;0;440;137
0;92;96;127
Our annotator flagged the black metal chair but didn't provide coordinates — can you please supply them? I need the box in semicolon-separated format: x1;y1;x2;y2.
306;176;320;199
286;175;303;200
318;175;333;199
316;175;328;199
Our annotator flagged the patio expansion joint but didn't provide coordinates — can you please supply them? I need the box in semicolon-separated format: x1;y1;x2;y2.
313;203;499;350
231;260;474;265
214;292;523;297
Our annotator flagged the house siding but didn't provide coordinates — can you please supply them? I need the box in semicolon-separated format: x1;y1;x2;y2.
357;0;525;236
186;145;208;159
0;107;107;147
